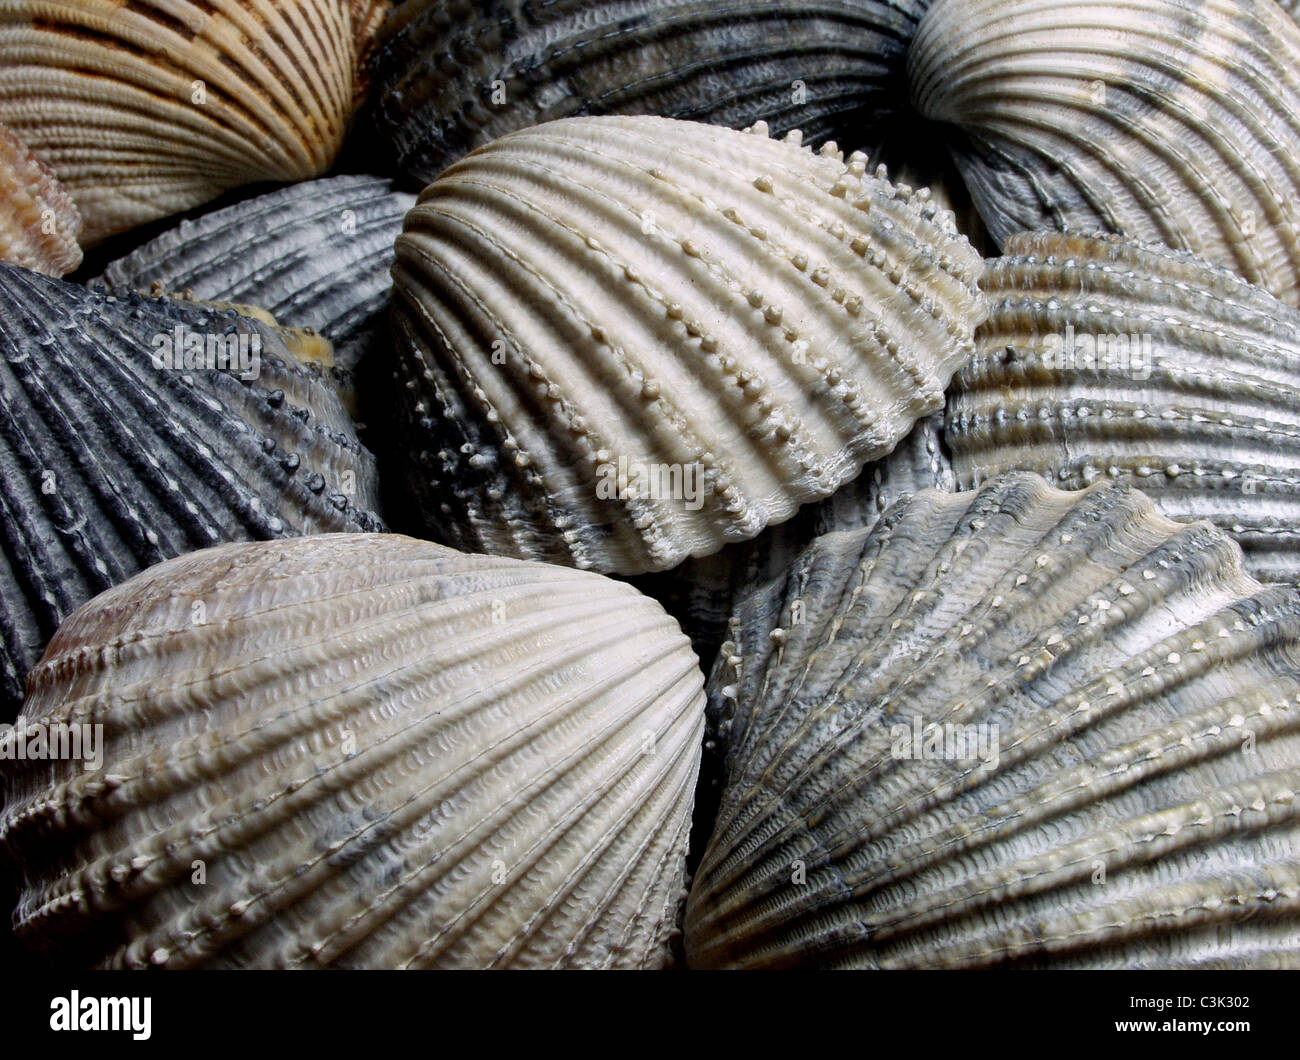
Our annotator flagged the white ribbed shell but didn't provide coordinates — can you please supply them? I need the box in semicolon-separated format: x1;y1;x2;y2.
392;115;985;575
687;474;1300;968
0;0;388;243
909;0;1300;305
1;534;705;969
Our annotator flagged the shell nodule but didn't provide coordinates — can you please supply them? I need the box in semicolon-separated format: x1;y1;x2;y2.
909;0;1300;305
948;230;1300;586
391;115;986;576
0;263;384;716
686;473;1300;969
0;534;705;969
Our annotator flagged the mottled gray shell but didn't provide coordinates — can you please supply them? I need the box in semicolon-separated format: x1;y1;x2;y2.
367;0;933;186
1;534;705;969
91;176;416;372
908;0;1300;305
687;473;1300;968
947;231;1300;586
391;116;985;575
0;264;384;717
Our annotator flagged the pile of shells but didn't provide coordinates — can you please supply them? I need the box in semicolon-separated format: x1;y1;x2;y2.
367;0;933;186
947;231;1300;586
909;0;1300;305
0;534;705;968
688;474;1300;968
0;264;384;717
3;0;1300;975
391;115;985;575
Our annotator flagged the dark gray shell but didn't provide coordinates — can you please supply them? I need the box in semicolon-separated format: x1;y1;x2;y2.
367;0;933;186
91;176;416;372
0;263;384;717
947;231;1300;586
686;473;1300;968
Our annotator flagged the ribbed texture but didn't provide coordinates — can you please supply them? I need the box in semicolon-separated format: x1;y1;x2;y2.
0;263;384;717
368;0;931;186
686;473;1300;968
947;231;1300;586
92;175;416;371
0;0;388;242
908;0;1300;305
392;115;985;575
1;534;705;969
635;412;954;666
0;121;80;275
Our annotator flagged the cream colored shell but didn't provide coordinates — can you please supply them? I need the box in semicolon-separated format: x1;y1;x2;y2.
1;534;705;968
392;115;986;575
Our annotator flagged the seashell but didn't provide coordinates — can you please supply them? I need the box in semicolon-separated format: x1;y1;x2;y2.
635;412;954;669
908;0;1300;305
0;1;390;244
92;175;417;372
946;230;1300;586
0;263;384;718
0;121;80;276
367;0;933;187
0;533;705;969
686;472;1300;968
391;115;985;576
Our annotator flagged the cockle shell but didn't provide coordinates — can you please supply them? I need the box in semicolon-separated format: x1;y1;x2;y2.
0;534;705;969
946;231;1300;586
367;0;933;187
686;473;1300;968
908;0;1300;305
391;115;985;576
0;1;390;244
0;121;80;276
92;175;416;372
0;263;384;717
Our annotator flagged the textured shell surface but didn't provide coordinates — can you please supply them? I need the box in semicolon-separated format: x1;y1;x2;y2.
635;411;953;669
91;175;417;372
391;115;985;576
0;120;80;276
686;473;1300;969
908;0;1300;305
948;230;1300;586
0;534;705;969
0;263;384;719
0;0;388;244
367;0;934;187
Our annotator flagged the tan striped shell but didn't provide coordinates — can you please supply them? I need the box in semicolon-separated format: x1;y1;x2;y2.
908;0;1300;305
0;534;705;968
391;115;986;576
687;474;1300;968
0;0;390;243
0;120;79;275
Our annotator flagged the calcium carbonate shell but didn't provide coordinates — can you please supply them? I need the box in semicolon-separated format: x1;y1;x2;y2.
391;115;985;576
946;230;1300;586
1;533;705;969
686;473;1300;968
908;0;1300;305
0;0;388;243
0;121;80;276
